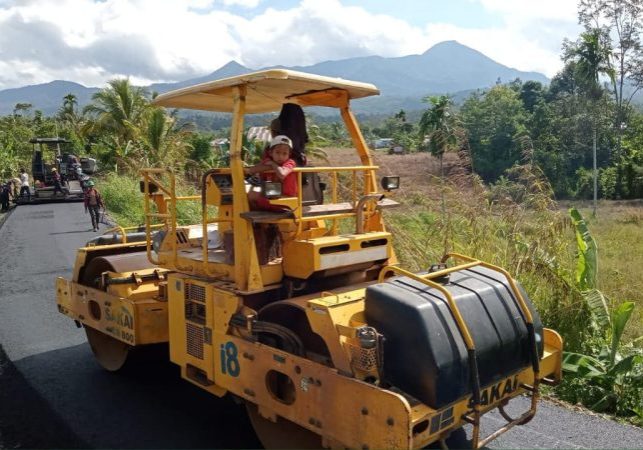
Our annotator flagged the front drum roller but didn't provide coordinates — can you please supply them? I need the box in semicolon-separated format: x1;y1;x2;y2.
80;251;158;371
245;299;330;449
245;402;322;450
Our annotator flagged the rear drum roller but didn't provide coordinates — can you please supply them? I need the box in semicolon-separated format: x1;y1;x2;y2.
84;326;130;372
80;252;163;371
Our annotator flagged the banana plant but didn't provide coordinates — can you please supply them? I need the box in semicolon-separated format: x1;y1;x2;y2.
569;207;610;329
563;301;642;412
563;208;642;415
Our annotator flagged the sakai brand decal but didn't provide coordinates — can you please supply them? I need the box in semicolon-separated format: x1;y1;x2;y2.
469;375;520;407
104;305;135;343
220;341;240;377
105;305;134;329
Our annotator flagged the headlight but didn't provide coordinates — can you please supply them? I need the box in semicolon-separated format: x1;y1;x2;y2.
380;176;400;191
262;181;282;199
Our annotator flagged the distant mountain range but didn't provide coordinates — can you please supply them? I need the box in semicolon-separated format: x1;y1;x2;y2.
0;41;549;115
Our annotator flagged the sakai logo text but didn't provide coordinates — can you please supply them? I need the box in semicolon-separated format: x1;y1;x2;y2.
105;305;134;330
469;376;519;407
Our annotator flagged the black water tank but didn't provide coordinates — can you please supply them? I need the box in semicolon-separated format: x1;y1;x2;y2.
364;266;543;409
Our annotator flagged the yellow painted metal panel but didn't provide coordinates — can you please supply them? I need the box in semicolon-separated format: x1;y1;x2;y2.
282;232;391;279
56;277;169;346
212;334;412;449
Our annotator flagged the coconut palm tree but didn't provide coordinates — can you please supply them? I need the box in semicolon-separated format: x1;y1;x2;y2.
61;93;77;114
58;93;91;146
141;108;193;169
84;78;150;148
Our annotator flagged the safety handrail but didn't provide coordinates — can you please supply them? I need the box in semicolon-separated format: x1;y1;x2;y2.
100;223;165;244
440;252;541;448
141;168;201;272
292;166;378;231
141;170;162;265
441;253;540;372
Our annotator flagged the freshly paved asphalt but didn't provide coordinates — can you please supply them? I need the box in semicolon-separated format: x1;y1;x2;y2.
0;202;641;449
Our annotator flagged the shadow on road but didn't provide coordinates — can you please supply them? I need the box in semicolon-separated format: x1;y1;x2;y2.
49;229;95;235
4;343;263;449
0;344;87;449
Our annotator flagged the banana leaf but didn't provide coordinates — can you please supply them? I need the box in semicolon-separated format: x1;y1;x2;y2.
569;207;597;291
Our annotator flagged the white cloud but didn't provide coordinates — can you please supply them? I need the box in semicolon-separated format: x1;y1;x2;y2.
0;0;583;90
478;0;579;22
221;0;262;7
237;0;428;67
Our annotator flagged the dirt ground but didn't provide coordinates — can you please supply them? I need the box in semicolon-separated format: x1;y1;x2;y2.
311;147;466;200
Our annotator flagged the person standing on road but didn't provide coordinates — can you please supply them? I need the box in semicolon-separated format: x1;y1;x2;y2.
1;182;11;211
52;168;64;196
83;180;104;232
19;168;30;200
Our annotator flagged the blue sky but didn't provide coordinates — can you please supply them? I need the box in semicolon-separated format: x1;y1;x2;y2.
228;0;504;28
0;0;581;90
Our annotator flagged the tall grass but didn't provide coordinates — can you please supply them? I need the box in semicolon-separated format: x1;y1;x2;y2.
385;181;591;351
98;173;203;227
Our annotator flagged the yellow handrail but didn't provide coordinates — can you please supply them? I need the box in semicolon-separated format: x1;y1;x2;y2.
441;253;535;325
377;265;477;351
140;168;203;272
293;165;378;173
99;223;165;244
288;166;380;228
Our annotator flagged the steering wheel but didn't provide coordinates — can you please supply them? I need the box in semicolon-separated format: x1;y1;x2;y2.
245;174;262;187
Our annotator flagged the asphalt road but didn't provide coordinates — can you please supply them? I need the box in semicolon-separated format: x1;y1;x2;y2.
0;202;642;449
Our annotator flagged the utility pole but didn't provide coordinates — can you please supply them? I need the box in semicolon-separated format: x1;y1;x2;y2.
593;125;597;217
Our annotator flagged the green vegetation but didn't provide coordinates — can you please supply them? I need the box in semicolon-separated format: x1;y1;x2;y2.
559;208;642;423
100;173;203;227
0;0;640;426
382;175;642;425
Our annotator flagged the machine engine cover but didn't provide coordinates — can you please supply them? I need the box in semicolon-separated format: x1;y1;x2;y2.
364;266;543;409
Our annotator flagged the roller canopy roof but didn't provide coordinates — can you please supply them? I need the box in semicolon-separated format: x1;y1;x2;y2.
152;69;380;114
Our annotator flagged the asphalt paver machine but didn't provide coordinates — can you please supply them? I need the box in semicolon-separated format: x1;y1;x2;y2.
18;137;96;204
56;70;562;449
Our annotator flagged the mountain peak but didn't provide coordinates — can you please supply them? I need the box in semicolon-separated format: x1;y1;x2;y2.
422;40;485;57
219;60;246;70
207;60;251;79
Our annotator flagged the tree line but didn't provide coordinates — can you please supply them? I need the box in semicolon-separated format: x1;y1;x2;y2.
1;0;642;202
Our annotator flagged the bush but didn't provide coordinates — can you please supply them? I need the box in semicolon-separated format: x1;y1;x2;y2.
99;173;145;226
100;173;203;227
574;167;594;199
599;166;618;199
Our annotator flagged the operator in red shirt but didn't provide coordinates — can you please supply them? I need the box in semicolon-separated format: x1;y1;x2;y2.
244;135;297;211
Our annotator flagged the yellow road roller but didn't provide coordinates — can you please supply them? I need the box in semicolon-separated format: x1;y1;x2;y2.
56;69;562;449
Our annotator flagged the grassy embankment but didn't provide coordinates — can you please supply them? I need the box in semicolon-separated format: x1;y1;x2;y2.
99;172;203;227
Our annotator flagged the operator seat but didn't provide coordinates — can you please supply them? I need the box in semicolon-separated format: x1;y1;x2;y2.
271;103;324;206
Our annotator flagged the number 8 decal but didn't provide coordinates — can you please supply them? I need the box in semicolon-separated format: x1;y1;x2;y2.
220;341;240;377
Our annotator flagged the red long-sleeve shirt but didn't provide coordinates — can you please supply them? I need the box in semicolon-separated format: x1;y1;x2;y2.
84;188;104;208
